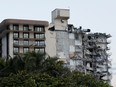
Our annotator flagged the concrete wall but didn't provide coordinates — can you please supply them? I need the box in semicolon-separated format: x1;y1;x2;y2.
56;31;69;63
45;26;56;57
19;25;23;31
52;9;69;31
48;9;84;70
54;19;68;30
2;36;7;58
9;32;13;57
46;9;69;58
52;9;69;23
9;24;13;30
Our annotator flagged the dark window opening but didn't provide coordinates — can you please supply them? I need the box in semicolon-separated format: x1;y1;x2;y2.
75;34;79;39
90;62;92;67
23;33;29;38
13;24;19;30
23;47;29;53
86;62;92;68
34;26;45;32
23;25;29;31
34;34;45;39
7;25;10;29
14;47;19;53
89;49;93;52
13;32;19;38
35;41;45;46
88;36;91;40
23;40;29;46
14;40;19;46
88;42;93;46
34;48;45;53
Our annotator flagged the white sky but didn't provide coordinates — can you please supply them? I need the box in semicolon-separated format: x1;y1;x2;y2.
0;0;116;86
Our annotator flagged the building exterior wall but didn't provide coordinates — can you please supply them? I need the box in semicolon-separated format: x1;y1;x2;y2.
0;19;48;58
45;26;57;57
2;36;7;58
9;32;13;57
56;31;69;63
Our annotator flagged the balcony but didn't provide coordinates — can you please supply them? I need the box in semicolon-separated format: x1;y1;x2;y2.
96;68;102;73
96;39;111;44
75;46;82;53
75;45;82;49
101;74;112;81
85;51;92;55
69;53;82;60
106;40;111;44
106;34;111;38
13;36;19;39
97;46;104;50
13;42;19;46
103;60;112;66
8;29;45;33
87;39;96;42
86;67;94;71
106;46;110;50
106;53;112;57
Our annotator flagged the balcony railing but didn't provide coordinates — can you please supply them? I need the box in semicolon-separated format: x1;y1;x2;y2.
106;46;110;50
13;42;19;46
106;34;111;38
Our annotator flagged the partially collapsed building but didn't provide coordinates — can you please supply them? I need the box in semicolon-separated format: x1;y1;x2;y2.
0;8;112;83
46;9;112;83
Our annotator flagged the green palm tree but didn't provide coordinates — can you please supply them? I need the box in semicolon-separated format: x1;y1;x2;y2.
42;56;70;77
23;51;46;71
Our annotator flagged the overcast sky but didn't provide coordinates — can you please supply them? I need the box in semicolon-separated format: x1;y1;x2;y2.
0;0;116;86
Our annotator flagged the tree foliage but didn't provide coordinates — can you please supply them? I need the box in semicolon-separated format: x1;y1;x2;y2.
0;52;111;87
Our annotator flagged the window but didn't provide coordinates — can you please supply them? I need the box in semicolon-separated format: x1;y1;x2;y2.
14;47;19;53
35;48;40;53
75;34;79;40
34;34;45;39
35;34;39;38
34;48;44;53
23;47;29;53
23;33;29;38
14;40;19;45
34;26;44;32
35;41;39;46
88;36;92;40
23;40;29;46
13;32;19;38
40;34;44;39
13;24;19;30
39;41;45;46
23;25;29;31
7;25;10;29
39;48;44;53
35;41;45;46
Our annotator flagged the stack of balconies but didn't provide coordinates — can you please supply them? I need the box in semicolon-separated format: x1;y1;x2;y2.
83;33;112;82
68;28;112;82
